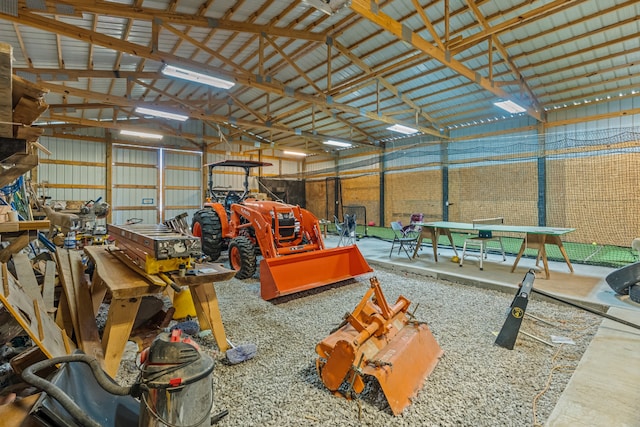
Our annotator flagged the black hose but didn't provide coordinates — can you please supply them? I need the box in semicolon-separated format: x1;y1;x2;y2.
21;354;133;427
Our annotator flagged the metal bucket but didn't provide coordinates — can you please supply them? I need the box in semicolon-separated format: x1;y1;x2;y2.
259;245;373;300
139;332;215;427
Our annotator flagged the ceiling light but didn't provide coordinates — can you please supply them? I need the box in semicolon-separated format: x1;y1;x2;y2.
387;124;418;135
494;100;526;113
161;64;235;89
323;140;352;148
135;106;189;122
283;150;306;157
120;129;163;140
301;0;349;15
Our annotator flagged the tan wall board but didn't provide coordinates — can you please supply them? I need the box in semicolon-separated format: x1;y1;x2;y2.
448;162;538;225
340;175;380;225
384;170;442;226
305;180;328;220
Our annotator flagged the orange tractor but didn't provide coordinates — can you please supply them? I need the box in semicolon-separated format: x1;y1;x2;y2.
191;160;372;300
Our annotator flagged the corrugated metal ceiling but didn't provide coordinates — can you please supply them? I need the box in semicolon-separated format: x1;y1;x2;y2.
0;0;638;155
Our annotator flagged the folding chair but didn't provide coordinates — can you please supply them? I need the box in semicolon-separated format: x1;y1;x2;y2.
335;214;356;246
459;217;506;270
389;221;418;260
401;213;424;236
401;213;424;252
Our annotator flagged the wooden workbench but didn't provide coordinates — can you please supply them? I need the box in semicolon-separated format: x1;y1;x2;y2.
84;245;235;377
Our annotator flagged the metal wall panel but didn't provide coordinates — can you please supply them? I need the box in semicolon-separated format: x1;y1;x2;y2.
111;145;159;225
37;136;107;203
278;159;301;175
163;150;202;222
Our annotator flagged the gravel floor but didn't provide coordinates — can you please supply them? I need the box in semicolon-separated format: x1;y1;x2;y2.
116;265;600;427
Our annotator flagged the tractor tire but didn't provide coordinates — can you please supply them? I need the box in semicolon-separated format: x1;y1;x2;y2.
192;208;223;261
229;236;257;279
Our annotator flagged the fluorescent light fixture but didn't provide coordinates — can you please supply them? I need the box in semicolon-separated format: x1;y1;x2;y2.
283;150;307;157
161;64;235;89
386;124;418;135
135;106;189;122
120;129;163;140
323;140;352;148
494;100;526;113
301;0;349;15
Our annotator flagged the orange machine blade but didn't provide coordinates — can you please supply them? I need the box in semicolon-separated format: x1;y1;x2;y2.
362;323;443;415
259;245;372;300
315;277;443;415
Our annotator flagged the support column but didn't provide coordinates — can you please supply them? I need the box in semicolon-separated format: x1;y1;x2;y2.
441;139;450;221
379;149;385;228
537;123;547;226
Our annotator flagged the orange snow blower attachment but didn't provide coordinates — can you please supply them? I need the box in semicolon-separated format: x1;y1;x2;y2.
315;277;443;415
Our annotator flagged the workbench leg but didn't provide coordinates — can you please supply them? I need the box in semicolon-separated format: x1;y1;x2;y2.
89;276;108;318
189;284;229;352
101;297;141;378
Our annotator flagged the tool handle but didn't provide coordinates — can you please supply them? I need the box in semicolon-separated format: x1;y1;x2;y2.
531;287;640;330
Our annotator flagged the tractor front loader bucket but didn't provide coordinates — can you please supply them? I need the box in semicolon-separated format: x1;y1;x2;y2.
315;277;443;415
259;245;373;300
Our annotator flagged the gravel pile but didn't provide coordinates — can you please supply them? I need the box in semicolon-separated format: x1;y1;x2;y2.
116;265;599;426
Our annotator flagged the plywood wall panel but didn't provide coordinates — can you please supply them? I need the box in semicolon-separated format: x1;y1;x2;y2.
384;170;442;226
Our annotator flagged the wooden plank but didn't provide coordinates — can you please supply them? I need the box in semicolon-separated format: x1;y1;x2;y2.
0;259;74;359
101;296;141;377
12;96;48;125
171;263;235;286
0;43;12;138
16;220;50;231
42;260;56;314
0;153;38;188
0;223;20;232
2;263;9;296
190;284;229;352
67;249;103;361
90;275;108;318
13;253;43;303
54;249;79;340
54;292;73;335
11;74;49;108
0;233;30;263
0;393;41;427
15;126;44;143
84;246;166;290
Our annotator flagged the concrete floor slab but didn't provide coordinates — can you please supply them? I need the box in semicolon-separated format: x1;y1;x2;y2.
332;235;640;427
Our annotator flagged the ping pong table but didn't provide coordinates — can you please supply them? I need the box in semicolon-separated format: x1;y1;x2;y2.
413;221;575;279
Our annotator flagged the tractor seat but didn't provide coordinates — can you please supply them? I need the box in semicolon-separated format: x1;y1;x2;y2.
224;191;243;211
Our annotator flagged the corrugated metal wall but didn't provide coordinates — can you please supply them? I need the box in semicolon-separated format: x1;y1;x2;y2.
38;136;106;203
112;145;159;225
163;149;202;222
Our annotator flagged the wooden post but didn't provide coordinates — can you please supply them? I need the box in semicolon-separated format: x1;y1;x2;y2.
0;43;12;138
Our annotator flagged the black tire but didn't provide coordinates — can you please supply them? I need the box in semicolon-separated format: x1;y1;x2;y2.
228;236;257;279
630;284;640;304
192;208;223;261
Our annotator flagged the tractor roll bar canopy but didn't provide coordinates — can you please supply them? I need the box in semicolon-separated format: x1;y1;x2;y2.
205;160;274;199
